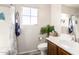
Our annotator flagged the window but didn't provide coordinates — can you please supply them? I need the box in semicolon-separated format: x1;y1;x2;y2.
21;7;38;25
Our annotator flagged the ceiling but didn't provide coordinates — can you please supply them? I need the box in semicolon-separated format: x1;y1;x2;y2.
64;4;79;8
0;4;79;9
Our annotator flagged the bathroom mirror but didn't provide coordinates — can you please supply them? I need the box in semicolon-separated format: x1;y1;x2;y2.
61;13;79;35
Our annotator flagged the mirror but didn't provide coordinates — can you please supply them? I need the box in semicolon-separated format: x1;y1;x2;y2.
61;13;79;35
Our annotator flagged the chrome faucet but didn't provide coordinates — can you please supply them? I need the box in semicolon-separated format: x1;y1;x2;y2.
72;32;77;42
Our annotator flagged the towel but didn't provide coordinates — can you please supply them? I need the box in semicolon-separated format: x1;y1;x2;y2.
15;22;20;36
15;11;21;37
68;16;73;33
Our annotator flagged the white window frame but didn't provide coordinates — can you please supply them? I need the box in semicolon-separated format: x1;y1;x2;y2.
21;7;38;25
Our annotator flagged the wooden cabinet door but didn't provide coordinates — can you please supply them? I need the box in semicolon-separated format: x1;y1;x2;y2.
58;47;71;55
47;41;57;55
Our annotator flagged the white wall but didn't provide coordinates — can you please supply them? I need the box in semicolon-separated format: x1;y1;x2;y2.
14;4;51;54
51;4;61;34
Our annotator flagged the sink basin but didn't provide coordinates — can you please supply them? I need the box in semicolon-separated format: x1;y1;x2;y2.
58;34;75;49
59;39;73;48
59;39;79;50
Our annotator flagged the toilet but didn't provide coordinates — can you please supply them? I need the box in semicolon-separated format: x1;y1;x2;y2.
38;43;47;55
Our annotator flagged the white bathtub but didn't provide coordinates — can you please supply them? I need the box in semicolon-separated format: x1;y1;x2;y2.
0;48;10;55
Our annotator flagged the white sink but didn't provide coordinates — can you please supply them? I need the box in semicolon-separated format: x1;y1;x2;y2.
59;39;79;50
59;39;73;48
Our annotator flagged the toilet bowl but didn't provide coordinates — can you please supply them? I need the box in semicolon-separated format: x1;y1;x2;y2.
38;42;47;55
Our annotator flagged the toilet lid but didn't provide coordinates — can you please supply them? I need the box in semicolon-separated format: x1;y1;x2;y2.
38;43;47;49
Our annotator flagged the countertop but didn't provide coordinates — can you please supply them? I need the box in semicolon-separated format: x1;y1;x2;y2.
47;36;79;55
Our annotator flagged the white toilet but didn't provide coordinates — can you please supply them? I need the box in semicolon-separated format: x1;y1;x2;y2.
38;43;47;55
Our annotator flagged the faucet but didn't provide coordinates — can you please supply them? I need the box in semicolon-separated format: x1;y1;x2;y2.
72;32;77;42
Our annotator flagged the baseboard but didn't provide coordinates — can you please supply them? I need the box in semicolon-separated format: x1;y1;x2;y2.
18;49;40;55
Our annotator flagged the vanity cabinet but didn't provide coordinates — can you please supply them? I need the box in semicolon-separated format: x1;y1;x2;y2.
47;40;71;55
48;40;57;55
58;47;71;55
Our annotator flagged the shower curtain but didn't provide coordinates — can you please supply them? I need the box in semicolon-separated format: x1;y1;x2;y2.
9;6;18;55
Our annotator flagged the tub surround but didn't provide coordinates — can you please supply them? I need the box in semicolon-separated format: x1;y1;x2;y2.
47;36;79;55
